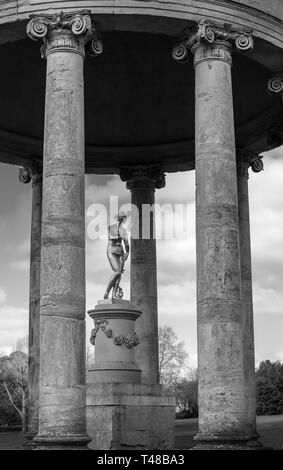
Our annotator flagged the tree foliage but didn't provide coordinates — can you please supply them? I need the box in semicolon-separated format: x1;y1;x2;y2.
255;360;283;415
175;376;198;418
0;344;28;430
158;325;188;391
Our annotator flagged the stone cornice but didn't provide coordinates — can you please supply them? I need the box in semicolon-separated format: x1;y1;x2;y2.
26;10;103;58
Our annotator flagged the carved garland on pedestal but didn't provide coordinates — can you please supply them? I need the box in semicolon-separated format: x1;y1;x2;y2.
172;19;254;63
90;320;139;348
26;10;103;58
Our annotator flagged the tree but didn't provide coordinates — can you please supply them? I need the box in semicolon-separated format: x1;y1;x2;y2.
14;336;28;356
0;350;28;431
175;377;198;418
256;377;283;415
255;360;283;415
0;377;20;427
158;325;188;391
256;360;283;396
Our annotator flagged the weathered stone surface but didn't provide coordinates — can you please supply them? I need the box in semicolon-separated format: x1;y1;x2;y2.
193;38;248;448
19;163;42;441
29;13;91;449
88;300;141;384
27;174;42;439
120;166;165;385
86;383;176;450
237;150;261;446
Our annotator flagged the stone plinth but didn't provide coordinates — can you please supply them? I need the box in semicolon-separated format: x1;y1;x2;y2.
87;299;141;384
86;383;176;450
87;299;176;450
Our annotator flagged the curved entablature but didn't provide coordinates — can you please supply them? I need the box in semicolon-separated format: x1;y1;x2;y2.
0;1;283;172
0;1;283;51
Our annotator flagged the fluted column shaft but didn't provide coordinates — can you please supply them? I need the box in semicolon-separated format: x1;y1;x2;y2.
19;163;42;439
26;11;102;448
120;166;165;384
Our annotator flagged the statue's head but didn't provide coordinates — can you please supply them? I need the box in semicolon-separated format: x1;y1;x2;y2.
116;211;127;223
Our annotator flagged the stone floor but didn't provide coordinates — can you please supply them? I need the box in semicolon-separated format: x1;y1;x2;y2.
0;415;283;450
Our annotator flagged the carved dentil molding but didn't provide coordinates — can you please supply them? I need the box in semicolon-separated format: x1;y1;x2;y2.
19;161;42;187
236;150;264;179
120;165;166;190
172;19;254;66
26;10;103;59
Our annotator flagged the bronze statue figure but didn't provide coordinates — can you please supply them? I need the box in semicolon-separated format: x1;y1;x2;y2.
104;211;129;299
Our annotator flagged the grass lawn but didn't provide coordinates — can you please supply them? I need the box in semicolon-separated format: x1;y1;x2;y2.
0;415;282;450
175;415;283;449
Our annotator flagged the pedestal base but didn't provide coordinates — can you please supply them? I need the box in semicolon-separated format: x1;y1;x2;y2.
33;434;91;450
86;383;176;450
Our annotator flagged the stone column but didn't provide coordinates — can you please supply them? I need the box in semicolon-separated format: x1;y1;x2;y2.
173;20;254;448
27;11;102;449
19;162;42;441
120;166;165;384
237;149;264;446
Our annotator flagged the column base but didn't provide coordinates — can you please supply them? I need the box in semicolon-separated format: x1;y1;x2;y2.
246;433;263;449
192;433;262;450
86;383;176;450
33;434;91;450
23;432;37;448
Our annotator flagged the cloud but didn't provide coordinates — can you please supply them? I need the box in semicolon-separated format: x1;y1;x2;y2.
9;260;29;272
0;304;28;355
86;176;128;207
17;237;30;255
275;349;283;362
0;220;7;233
0;288;7;304
249;154;283;319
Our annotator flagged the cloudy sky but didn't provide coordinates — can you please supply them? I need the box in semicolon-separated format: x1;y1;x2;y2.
0;148;283;368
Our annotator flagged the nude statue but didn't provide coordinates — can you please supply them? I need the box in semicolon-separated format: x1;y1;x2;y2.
104;211;129;299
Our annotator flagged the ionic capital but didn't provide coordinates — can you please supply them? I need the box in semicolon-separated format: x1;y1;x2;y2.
19;161;43;187
26;10;103;59
172;19;253;66
236;149;264;179
120;165;166;191
267;75;283;100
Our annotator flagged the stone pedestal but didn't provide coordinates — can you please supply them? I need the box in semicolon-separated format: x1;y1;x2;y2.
88;299;141;384
87;299;176;450
87;383;175;450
